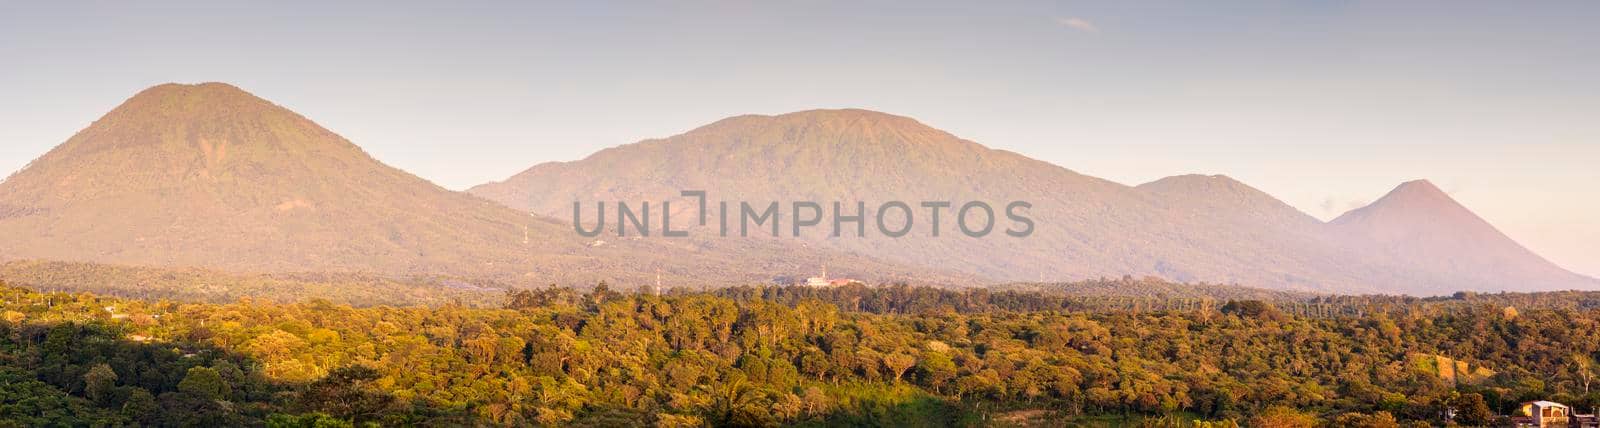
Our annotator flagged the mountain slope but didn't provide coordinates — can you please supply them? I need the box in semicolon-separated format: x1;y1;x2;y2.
472;110;1363;292
1329;180;1595;293
476;109;1149;283
0;85;961;288
1136;174;1323;230
472;109;1594;294
0;83;522;275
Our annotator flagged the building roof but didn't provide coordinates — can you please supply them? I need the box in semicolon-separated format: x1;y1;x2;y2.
1525;401;1570;408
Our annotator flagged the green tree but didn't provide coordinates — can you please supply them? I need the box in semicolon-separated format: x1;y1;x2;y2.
178;366;231;401
1451;393;1494;427
83;363;118;406
706;376;770;427
1220;300;1284;321
120;388;158;425
1575;354;1597;395
883;352;916;384
917;351;957;394
299;366;394;424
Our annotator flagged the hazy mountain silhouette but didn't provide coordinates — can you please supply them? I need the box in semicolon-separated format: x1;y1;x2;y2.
4;86;1585;295
473;109;1181;285
473;109;1596;294
0;85;962;288
1328;180;1595;293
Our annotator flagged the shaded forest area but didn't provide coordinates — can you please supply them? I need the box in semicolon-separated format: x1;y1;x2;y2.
2;280;1600;427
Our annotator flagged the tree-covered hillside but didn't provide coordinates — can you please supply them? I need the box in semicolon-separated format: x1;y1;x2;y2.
2;281;1598;427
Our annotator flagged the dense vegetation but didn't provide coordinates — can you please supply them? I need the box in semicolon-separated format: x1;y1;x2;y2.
3;279;1599;427
0;260;507;307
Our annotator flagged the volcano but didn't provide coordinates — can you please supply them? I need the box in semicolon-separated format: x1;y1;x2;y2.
472;109;1597;294
0;84;953;288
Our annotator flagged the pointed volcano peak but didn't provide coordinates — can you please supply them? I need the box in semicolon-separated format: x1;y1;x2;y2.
1396;178;1440;190
104;82;285;124
1385;179;1450;201
129;82;259;104
3;85;960;288
1333;179;1467;226
37;82;358;166
2;82;369;205
1328;179;1594;291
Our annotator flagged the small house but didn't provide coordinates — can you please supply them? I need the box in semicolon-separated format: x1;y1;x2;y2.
1517;401;1571;427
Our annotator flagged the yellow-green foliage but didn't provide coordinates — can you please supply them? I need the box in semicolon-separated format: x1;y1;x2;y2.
4;282;1600;426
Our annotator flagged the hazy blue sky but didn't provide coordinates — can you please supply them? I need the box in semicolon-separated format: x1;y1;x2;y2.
2;1;1597;276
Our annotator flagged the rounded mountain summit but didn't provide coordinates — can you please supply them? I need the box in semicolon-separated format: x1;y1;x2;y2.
0;83;954;287
471;108;1597;295
0;83;1589;294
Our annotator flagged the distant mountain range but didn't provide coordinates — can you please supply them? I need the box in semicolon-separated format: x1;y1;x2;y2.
0;84;1591;295
0;84;966;289
471;109;1597;295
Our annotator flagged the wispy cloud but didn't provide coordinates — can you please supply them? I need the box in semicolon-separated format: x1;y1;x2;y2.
1320;196;1370;217
1055;17;1100;34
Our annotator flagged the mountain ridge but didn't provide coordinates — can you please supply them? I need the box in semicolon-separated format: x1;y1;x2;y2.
4;86;1589;296
472;108;1596;295
0;84;967;289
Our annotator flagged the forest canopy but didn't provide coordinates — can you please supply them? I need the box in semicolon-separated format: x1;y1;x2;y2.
1;279;1599;427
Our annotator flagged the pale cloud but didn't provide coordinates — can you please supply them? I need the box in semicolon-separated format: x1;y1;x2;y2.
1055;17;1100;34
1320;196;1370;218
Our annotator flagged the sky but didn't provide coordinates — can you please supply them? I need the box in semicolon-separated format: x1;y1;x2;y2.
2;1;1597;277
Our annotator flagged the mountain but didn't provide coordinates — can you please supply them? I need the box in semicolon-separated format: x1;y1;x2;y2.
472;109;1595;295
1329;180;1595;294
0;84;962;289
1136;174;1322;230
7;87;1584;296
475;109;1153;283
